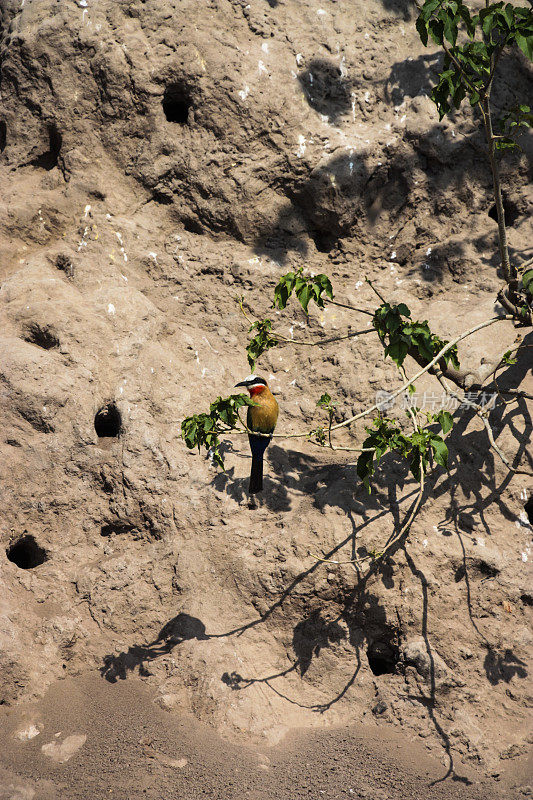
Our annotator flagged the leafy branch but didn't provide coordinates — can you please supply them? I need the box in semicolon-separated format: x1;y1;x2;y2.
273;267;333;314
372;301;460;371
239;296;375;371
246;319;278;370
356;411;452;492
181;394;256;468
181;0;532;575
316;392;337;447
416;0;533;302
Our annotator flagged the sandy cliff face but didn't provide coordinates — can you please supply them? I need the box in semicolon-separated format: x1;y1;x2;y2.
0;0;531;772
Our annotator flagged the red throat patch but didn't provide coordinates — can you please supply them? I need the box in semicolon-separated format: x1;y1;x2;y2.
249;385;265;397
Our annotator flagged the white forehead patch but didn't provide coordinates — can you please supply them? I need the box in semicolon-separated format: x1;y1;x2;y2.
244;374;257;382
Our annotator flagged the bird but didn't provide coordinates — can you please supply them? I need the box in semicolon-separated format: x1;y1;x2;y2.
235;375;279;495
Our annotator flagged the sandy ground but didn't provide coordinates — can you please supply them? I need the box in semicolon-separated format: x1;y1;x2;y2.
0;672;530;800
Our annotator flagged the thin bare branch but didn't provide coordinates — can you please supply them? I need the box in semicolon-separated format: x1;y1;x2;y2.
330;316;513;433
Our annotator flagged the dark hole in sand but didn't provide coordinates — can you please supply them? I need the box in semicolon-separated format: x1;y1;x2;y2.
24;323;59;350
367;640;399;675
524;497;533;526
95;403;122;438
101;522;135;537
6;535;48;569
312;230;338;253
31;124;62;170
488;197;519;227
183;217;204;235
0;121;6;152
162;84;192;124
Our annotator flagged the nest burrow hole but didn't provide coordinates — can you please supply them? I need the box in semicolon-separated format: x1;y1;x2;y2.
525;497;533;525
6;535;48;569
367;639;399;676
488;197;520;227
162;84;192;124
31;124;62;170
24;323;59;350
94;403;122;438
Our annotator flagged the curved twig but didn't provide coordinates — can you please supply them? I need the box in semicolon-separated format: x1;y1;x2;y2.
330;316;513;433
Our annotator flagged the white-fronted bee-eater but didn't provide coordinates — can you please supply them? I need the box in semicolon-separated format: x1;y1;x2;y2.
235;375;279;494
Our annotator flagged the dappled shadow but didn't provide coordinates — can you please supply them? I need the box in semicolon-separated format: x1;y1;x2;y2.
298;59;354;123
385;51;442;106
403;549;472;785
253;147;409;261
220;589;396;713
378;0;416;19
293;609;346;675
484;647;528;685
386;35;532;114
253;38;532;265
100;613;210;682
100;484;416;709
251;123;510;264
421;345;531;710
430;333;533;540
213;440;413;517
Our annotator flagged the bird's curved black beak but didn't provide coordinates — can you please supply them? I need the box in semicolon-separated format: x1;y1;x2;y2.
235;380;249;388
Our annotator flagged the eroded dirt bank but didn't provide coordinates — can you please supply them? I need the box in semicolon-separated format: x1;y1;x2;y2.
0;0;532;794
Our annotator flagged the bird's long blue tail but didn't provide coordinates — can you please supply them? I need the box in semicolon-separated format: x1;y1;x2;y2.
248;434;271;494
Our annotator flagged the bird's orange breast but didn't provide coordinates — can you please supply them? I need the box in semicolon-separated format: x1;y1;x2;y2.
247;386;279;433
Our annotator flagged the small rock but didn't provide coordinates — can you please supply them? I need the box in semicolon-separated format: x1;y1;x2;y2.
401;638;451;686
158;693;180;710
372;700;388;716
14;724;41;741
41;734;87;763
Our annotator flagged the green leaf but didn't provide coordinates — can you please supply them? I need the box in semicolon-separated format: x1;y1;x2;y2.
481;10;495;37
437;410;454;434
522;268;533;297
356;451;375;494
397;303;411;317
428;18;444;45
501;4;515;29
410;453;422;482
501;349;517;366
314;273;334;301
296;284;312;315
443;15;458;46
495;136;519;152
421;0;440;19
430;436;449;469
273;272;296;310
273;269;334;313
452;82;466;109
386;340;409;366
416;15;429;46
458;4;475;36
247;319;278;369
515;34;533;60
